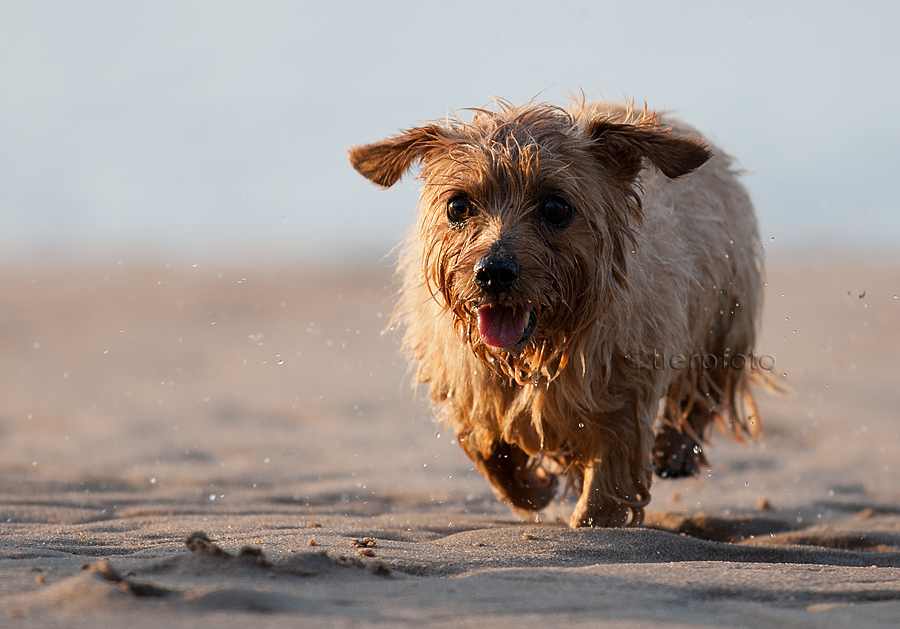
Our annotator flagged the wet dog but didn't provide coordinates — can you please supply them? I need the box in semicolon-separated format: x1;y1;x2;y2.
349;99;764;527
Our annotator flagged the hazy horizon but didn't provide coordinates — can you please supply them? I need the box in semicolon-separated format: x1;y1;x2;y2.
2;1;898;266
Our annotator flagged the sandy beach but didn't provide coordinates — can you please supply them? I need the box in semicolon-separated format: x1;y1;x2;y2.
1;249;899;627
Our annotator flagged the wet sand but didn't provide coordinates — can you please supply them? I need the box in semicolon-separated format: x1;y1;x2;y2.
1;250;899;627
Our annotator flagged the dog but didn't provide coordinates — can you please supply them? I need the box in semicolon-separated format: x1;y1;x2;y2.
348;98;764;527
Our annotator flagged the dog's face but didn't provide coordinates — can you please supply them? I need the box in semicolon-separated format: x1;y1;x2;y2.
350;103;710;383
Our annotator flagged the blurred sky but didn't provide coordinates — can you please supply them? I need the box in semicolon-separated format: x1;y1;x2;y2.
1;1;898;266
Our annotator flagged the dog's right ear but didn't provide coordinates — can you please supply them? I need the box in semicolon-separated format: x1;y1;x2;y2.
348;125;449;188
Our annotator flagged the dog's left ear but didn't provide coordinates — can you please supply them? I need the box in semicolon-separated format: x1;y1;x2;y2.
586;118;712;181
348;124;451;188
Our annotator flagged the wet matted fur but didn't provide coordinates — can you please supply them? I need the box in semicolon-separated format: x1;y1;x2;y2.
348;99;765;527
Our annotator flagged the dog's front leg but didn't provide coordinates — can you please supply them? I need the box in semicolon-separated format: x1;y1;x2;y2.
458;433;558;513
569;462;635;527
568;401;652;528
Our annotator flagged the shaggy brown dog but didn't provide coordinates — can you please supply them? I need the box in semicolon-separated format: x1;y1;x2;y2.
349;99;764;527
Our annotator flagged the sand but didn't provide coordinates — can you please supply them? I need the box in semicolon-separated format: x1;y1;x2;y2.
1;250;899;627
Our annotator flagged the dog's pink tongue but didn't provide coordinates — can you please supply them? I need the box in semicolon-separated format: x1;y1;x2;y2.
478;304;526;349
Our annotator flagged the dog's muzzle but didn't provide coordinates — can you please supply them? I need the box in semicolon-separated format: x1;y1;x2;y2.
474;253;519;295
473;253;535;349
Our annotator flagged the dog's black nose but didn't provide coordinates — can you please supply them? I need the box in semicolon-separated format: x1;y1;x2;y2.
474;254;519;294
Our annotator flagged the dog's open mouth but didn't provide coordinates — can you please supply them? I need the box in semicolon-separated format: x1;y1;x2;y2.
477;303;535;350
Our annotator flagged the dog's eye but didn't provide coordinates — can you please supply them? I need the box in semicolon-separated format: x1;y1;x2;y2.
446;196;475;225
539;197;574;227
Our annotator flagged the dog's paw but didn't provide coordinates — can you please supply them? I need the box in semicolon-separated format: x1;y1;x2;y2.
477;440;558;511
569;501;632;528
651;426;704;478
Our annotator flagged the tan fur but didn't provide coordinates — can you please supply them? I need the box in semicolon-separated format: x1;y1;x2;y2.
348;99;765;527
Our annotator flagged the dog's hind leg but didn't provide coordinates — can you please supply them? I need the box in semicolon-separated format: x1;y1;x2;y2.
653;355;760;478
652;405;709;478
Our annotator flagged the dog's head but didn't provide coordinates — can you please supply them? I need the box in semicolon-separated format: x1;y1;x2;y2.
349;101;710;383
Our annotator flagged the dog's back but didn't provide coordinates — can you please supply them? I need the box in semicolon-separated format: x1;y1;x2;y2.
624;118;764;476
